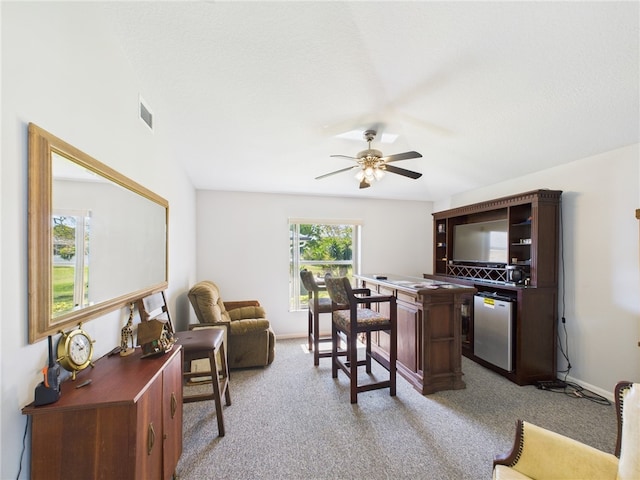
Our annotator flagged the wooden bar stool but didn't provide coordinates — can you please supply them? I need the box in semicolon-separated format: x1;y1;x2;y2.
137;291;231;437
175;328;231;436
325;276;397;404
300;270;333;365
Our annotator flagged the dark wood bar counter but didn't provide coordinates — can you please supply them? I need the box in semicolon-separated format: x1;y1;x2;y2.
355;274;476;395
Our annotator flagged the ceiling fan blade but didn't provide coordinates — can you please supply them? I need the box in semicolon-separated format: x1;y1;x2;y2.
384;164;423;179
329;154;359;161
315;165;358;180
381;151;423;163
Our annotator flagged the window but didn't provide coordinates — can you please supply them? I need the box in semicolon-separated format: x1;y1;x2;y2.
289;220;360;311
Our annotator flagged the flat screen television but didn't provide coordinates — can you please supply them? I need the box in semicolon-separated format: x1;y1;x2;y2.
453;219;508;265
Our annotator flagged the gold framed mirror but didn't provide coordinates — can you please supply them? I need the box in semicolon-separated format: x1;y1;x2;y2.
28;123;168;343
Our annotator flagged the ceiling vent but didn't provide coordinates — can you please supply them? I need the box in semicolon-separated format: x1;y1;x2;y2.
139;95;153;132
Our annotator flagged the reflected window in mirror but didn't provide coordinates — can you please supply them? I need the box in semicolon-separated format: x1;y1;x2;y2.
52;210;91;316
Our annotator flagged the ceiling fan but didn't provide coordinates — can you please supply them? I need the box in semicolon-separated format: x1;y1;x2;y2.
316;129;423;189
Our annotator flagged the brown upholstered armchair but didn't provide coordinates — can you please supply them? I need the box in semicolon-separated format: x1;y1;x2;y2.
493;381;639;480
187;281;276;369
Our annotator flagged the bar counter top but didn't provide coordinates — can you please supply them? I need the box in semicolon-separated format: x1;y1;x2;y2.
355;273;473;294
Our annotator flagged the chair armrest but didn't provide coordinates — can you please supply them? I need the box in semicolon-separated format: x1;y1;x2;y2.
229;318;271;335
494;420;618;480
224;300;261;310
228;305;267;320
353;288;391;306
355;295;395;304
352;288;371;295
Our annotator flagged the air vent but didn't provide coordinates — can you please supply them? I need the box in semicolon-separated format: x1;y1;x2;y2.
139;95;153;131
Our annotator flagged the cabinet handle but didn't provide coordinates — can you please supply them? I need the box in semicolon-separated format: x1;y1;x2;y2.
171;392;177;419
147;422;155;455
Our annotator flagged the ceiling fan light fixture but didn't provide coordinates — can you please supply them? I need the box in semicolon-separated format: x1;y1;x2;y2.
319;129;423;189
364;166;375;180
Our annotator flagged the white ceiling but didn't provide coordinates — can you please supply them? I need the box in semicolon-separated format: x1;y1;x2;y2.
101;1;639;202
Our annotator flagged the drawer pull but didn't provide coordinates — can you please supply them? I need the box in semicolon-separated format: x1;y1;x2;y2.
171;392;177;419
148;422;155;455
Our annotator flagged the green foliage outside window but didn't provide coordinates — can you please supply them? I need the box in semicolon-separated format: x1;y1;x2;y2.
53;217;76;260
290;222;357;310
299;224;352;261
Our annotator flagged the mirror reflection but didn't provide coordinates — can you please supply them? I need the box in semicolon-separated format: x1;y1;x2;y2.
29;123;168;343
51;153;167;317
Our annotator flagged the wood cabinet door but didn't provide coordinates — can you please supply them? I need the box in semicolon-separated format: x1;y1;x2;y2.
374;286;419;373
397;300;419;372
29;404;135;480
136;378;163;480
374;285;393;352
162;350;183;479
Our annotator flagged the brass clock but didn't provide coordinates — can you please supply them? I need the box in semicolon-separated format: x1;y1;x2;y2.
57;325;95;380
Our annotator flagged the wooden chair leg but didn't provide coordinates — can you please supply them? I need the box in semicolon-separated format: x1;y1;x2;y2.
365;331;372;374
389;326;397;397
313;310;322;366
208;350;225;437
349;332;358;404
218;340;231;406
308;309;313;352
331;323;338;379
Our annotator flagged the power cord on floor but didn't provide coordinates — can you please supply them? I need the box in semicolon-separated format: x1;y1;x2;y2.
565;381;611;405
539;381;611;406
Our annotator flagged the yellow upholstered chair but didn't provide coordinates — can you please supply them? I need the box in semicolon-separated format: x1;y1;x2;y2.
493;381;639;480
324;276;397;404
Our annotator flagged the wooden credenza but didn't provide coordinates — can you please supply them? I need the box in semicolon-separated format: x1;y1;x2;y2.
356;274;476;395
22;345;183;480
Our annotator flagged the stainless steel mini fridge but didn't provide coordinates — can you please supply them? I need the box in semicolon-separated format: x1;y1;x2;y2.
473;293;514;372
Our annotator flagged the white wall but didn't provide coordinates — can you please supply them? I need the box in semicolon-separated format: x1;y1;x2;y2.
435;144;640;396
194;191;432;336
1;4;196;478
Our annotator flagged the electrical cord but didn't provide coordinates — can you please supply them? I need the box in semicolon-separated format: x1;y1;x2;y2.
548;215;610;407
556;199;572;379
17;415;29;480
564;381;612;405
539;381;612;406
557;320;571;379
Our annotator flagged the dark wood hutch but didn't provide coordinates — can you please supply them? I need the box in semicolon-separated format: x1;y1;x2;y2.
426;189;562;385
